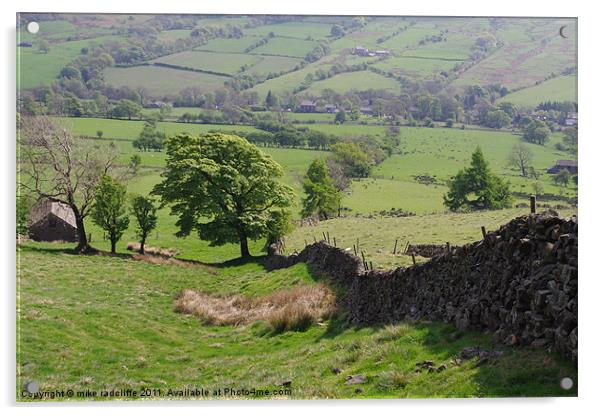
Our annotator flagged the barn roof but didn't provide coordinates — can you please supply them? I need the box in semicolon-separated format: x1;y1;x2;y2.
29;200;77;228
555;160;577;167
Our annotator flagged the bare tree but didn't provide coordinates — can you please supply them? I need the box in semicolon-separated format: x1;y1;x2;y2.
507;142;534;177
19;116;119;253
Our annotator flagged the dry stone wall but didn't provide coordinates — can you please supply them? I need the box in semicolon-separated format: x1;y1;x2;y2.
268;213;578;364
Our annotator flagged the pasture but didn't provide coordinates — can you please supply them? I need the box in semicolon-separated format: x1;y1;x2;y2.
17;244;577;400
498;75;577;107
103;66;230;96
252;37;320;58
152;51;262;75
304;71;401;94
17;35;122;89
242;21;334;40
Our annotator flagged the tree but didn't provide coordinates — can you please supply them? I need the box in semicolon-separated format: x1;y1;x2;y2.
484;110;511;129
265;90;277;108
37;39;50;54
334;110;347;124
91;175;130;254
532;181;545;197
130;195;158;254
301;159;341;220
153;133;294;258
20;116;119;252
110;99;142;120
129;154;142;174
444;147;512;211
552;168;571;187
330;25;344;37
329;142;372;178
563;127;578;147
507;142;534;177
133;119;165;151
96;130;104;139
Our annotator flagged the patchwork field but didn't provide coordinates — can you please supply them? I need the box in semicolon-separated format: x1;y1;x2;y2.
103;66;230;96
243;21;334;40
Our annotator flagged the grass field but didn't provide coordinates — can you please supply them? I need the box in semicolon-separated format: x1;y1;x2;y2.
17;35;122;89
243;22;334;40
498;75;577;107
156;29;192;43
103;66;230;96
152;51;262;75
195;37;263;53
305;71;401;94
252;37;319;58
372;56;458;79
17;229;577;400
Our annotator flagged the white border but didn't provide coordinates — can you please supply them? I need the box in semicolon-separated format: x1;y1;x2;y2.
2;1;599;414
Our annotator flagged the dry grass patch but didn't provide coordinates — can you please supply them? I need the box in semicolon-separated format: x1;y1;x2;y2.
126;242;178;257
175;284;336;332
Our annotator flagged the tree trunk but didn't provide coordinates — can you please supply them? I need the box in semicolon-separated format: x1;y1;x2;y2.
74;214;90;253
239;231;250;258
110;238;117;254
139;236;146;255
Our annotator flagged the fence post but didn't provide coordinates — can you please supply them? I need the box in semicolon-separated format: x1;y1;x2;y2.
530;195;536;214
481;226;487;239
411;253;416;265
446;241;451;253
333;237;337;247
393;238;398;254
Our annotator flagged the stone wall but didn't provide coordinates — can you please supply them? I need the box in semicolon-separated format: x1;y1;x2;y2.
268;213;578;364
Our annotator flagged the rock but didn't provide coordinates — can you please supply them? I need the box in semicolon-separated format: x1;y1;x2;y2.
344;374;366;385
280;380;292;387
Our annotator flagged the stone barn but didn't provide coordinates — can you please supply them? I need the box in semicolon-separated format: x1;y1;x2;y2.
28;200;78;242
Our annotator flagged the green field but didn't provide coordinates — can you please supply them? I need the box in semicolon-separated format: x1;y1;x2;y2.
498;75;577;107
243;21;334;40
305;71;401;94
17;35;122;89
17;243;576;400
195;36;263;53
156;29;192;42
252;37;319;58
103;66;230;96
372;57;458;79
152;51;262;75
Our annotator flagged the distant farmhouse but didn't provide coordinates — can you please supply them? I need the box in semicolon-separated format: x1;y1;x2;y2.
299;100;317;113
28;200;78;242
547;160;578;174
565;112;578;126
18;41;33;47
353;46;390;57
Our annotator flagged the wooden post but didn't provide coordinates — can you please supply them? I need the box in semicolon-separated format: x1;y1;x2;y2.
481;226;487;238
393;238;398;254
313;235;317;243
446;241;451;253
404;241;410;254
530;195;536;214
333;237;337;247
411;254;416;265
326;231;330;244
322;232;327;242
369;261;373;271
353;244;357;256
357;238;360;252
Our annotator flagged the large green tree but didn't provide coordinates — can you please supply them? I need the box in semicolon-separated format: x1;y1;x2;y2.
153;133;294;258
444;147;512;211
91;175;130;253
302;159;341;220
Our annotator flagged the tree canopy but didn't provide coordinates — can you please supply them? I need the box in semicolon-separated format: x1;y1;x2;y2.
444;147;512;211
301;158;341;220
91;175;130;253
153;133;294;258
